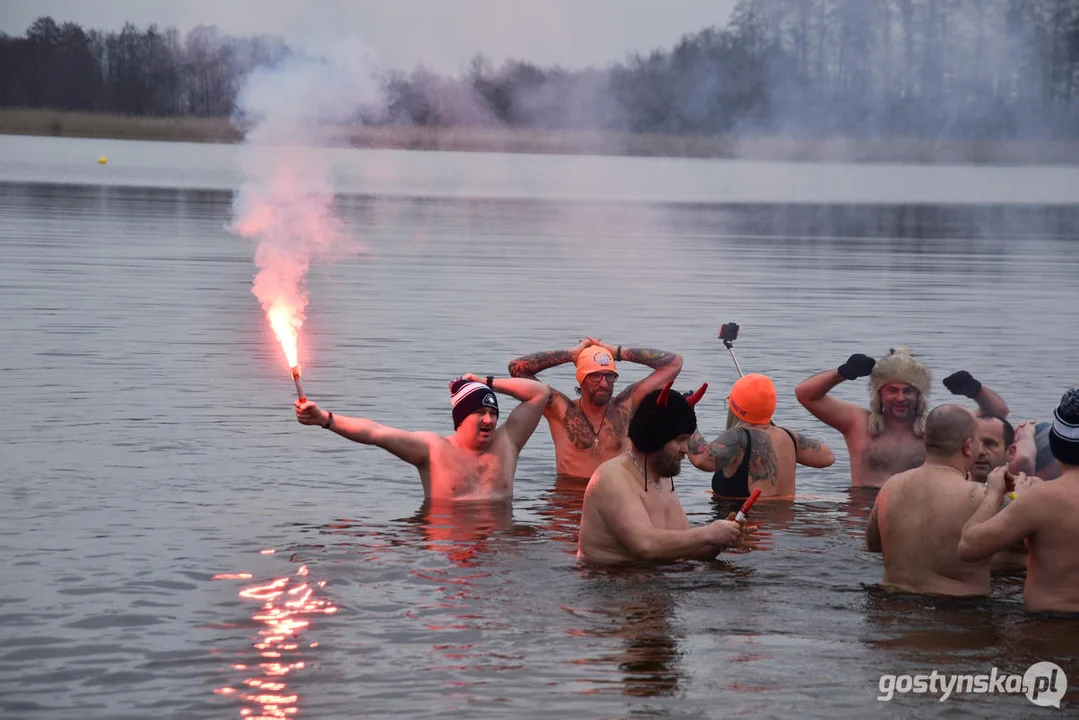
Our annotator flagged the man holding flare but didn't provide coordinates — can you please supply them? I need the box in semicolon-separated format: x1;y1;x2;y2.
295;373;550;501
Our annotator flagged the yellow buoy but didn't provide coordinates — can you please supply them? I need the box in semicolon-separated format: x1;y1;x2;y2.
98;157;107;165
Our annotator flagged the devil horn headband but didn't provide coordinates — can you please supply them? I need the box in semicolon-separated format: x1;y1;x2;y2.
686;383;707;406
656;380;674;407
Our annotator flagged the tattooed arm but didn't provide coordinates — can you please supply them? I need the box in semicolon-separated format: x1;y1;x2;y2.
508;338;595;378
791;429;836;468
687;428;746;474
612;346;684;405
508;339;591;409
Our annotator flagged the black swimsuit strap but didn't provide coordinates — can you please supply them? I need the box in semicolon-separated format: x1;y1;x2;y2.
711;428;752;498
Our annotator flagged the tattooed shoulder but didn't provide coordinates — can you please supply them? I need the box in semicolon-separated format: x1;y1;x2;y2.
687;429;709;455
797;432;822;452
748;429;779;486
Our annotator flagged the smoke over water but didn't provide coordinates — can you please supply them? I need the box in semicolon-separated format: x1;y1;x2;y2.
230;46;384;368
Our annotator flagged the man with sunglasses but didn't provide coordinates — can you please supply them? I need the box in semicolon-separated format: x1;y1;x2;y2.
508;337;683;478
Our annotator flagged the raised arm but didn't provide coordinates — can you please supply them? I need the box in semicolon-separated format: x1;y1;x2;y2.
790;429;836;468
943;371;1010;418
597;341;682;406
461;374;551;451
295;400;434;467
507;338;591;380
686;428;746;474
591;472;740;561
1007;421;1037;476
958;467;1035;561
795;357;875;434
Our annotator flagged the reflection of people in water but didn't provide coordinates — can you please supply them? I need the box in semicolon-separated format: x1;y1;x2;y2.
400;499;515;568
861;587;1011;663
534;474;589;549
573;574;683;697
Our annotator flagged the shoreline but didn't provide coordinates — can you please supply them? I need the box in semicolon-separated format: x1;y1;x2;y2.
3;108;1079;165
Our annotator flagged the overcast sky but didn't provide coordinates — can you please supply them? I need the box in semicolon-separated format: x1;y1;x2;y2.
0;0;738;73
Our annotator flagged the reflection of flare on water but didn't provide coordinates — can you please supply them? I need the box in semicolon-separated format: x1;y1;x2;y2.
213;564;336;719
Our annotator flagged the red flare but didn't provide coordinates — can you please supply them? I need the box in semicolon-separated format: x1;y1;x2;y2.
735;488;762;522
656;380;674;407
686;383;708;406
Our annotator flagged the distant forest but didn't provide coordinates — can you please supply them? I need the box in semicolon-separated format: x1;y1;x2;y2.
2;0;1078;140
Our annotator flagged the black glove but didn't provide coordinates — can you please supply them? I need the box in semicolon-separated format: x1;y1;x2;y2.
837;353;876;381
943;370;982;399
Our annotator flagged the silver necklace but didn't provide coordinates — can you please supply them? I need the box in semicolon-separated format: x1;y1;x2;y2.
629;452;664;490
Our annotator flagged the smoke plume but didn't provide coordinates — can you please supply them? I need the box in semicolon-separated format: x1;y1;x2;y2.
230;44;384;367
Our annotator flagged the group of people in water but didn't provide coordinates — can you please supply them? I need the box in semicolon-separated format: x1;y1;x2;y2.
293;338;1078;613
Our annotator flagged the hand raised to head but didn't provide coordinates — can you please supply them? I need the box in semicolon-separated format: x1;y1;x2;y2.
568;338;593;363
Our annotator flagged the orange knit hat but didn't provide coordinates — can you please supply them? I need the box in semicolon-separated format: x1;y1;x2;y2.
728;374;776;425
575;346;618;385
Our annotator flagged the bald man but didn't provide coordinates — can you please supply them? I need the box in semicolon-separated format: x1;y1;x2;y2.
866;404;997;597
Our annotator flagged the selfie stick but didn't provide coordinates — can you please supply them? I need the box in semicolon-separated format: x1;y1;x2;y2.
735;488;762;522
724;339;744;378
720;323;744;430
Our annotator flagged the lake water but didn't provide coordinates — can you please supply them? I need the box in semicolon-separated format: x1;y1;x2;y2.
1;134;1077;718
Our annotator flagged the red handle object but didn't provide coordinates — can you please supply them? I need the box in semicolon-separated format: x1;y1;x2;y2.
735;488;762;522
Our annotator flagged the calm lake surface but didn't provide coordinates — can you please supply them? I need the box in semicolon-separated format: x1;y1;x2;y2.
1;134;1077;718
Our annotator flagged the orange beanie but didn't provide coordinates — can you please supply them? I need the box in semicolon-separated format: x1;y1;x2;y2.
728;374;776;425
575;346;618;385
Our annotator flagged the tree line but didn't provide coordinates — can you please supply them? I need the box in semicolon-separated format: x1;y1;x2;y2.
2;0;1077;140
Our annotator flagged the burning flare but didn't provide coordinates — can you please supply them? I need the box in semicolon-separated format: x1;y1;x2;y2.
229;48;383;401
268;302;300;369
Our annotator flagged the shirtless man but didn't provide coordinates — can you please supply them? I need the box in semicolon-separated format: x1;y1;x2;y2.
959;389;1079;612
687;373;835;498
577;382;752;565
971;414;1036;573
294;374;550;501
795;347;1010;486
865;404;999;596
508;337;682;478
